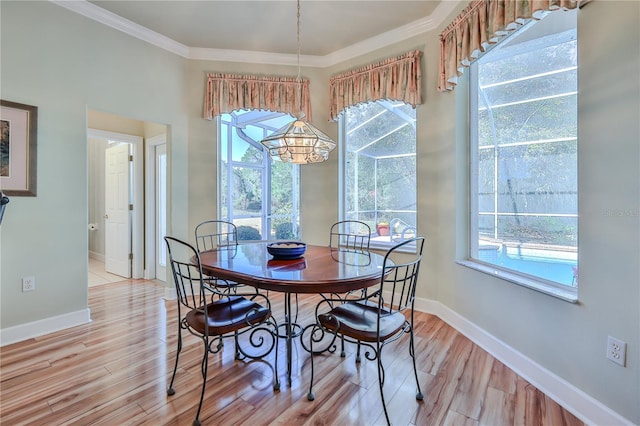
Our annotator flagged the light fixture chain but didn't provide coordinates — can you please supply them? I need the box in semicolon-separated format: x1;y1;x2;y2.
259;0;336;164
297;0;302;110
297;0;301;81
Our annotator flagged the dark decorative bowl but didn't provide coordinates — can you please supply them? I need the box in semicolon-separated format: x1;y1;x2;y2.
267;242;307;260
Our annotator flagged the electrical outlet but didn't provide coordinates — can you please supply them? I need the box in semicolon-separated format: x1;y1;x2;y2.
607;336;626;367
22;276;35;292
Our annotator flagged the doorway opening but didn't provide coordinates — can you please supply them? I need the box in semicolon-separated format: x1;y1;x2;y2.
87;110;167;285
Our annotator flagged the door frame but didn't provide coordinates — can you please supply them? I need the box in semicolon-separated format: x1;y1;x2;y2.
145;133;167;281
88;128;144;279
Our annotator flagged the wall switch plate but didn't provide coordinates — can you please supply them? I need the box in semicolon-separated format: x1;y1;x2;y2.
22;276;35;292
607;336;626;367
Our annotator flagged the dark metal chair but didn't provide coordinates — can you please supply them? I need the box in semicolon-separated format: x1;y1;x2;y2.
165;236;279;426
306;237;426;425
329;220;371;251
195;219;238;251
327;220;373;355
195;220;241;293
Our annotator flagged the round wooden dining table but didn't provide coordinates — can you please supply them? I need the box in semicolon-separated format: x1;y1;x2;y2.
198;242;388;382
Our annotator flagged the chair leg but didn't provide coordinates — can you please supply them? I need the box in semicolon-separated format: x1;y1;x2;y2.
272;342;281;391
409;326;424;400
234;331;241;359
271;317;281;391
307;325;318;401
167;326;182;396
193;341;209;426
355;341;362;363
377;343;391;426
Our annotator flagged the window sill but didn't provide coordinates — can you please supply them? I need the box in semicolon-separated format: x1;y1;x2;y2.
456;260;578;303
369;239;416;253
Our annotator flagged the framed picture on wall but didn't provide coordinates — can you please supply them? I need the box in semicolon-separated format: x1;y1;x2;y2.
1;100;37;196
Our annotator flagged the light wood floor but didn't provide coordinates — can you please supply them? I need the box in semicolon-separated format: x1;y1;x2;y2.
0;280;584;425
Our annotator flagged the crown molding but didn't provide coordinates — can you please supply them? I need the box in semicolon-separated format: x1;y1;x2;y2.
51;0;190;57
323;0;461;67
188;47;326;68
51;0;462;68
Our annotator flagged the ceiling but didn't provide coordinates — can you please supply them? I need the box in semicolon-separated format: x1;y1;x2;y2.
54;0;462;67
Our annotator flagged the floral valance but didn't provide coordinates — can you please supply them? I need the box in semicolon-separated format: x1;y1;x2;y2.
438;0;579;93
328;50;423;121
203;73;312;120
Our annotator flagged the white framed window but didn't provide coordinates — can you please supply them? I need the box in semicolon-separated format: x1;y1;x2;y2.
467;10;578;299
218;110;300;241
340;100;417;250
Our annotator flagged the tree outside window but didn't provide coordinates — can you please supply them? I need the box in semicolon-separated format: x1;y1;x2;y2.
218;110;300;241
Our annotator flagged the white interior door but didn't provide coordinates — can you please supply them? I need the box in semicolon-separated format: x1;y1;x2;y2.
105;143;131;278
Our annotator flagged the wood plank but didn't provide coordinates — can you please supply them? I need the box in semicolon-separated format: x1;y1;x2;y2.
449;344;494;420
479;387;515;425
414;333;475;425
442;410;479;426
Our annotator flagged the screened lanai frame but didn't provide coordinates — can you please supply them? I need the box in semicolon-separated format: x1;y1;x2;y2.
217;109;301;241
468;12;579;291
340;99;418;248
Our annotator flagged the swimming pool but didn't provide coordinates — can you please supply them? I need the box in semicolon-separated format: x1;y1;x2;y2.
479;246;577;286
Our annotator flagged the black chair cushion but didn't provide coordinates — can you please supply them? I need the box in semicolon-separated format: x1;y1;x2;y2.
186;295;270;336
318;300;406;343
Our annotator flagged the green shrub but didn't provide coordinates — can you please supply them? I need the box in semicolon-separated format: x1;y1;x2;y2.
275;222;295;240
237;225;261;241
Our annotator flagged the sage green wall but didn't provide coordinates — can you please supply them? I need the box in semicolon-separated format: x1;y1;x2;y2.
321;2;639;422
0;1;189;327
0;0;637;423
439;2;638;422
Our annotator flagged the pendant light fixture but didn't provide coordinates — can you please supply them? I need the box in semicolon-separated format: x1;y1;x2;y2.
260;0;336;164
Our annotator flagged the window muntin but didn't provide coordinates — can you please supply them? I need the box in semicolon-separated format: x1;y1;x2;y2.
469;12;578;291
341;100;417;249
218;110;300;240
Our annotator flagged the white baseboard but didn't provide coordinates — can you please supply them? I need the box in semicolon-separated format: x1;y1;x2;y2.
0;308;91;347
413;297;633;426
164;286;176;300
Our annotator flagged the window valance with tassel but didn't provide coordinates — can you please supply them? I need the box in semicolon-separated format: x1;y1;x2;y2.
203;73;312;120
328;50;423;121
438;0;579;93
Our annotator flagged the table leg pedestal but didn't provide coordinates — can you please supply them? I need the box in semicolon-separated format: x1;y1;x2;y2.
278;292;302;384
